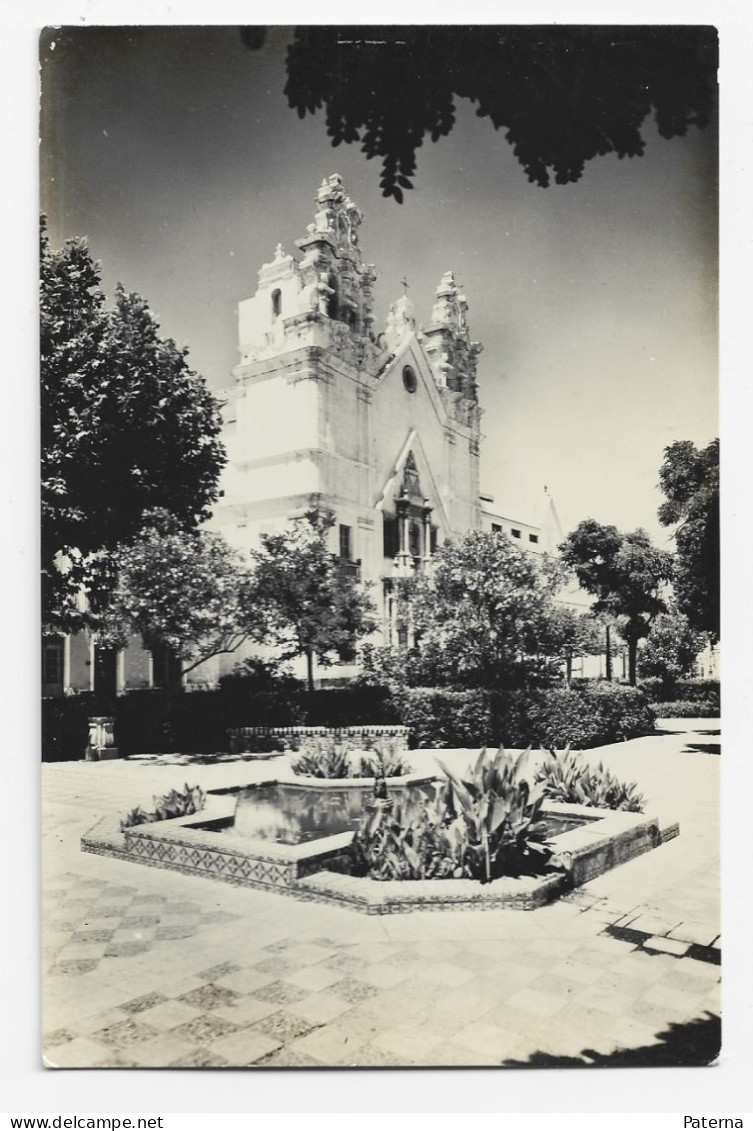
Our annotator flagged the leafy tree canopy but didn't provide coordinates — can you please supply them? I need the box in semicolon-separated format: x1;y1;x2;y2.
658;439;719;640
246;25;717;202
559;519;673;684
98;510;257;681
637;608;703;692
41;219;226;633
405;529;559;689
535;605;604;686
249;510;376;691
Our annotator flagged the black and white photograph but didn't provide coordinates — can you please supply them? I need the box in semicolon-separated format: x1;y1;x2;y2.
38;22;724;1077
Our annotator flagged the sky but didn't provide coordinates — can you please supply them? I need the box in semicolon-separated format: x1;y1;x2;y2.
40;25;718;544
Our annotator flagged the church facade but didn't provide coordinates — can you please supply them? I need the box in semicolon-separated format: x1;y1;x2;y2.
45;174;564;697
202;173;557;685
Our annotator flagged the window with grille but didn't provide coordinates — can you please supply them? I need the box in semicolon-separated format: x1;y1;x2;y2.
339;523;352;560
383;514;399;558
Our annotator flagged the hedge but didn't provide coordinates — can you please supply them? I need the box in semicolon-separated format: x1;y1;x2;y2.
42;682;398;761
42;679;658;761
397;682;655;751
397;688;493;749
651;699;720;718
639;677;720;704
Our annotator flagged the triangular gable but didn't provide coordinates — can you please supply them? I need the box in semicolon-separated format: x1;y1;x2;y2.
374;428;451;532
375;333;453;430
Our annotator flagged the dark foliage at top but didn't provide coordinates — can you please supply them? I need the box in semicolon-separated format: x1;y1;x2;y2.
244;25;717;201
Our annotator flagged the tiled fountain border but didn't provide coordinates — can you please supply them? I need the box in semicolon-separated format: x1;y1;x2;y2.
81;778;679;915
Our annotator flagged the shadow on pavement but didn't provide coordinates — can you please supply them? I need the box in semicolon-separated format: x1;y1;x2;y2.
682;742;721;756
501;1012;721;1069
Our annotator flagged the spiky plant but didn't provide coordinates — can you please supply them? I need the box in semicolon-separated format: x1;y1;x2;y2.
538;747;645;812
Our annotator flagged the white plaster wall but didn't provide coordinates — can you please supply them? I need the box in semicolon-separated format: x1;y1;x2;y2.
370;345;479;537
234;376;321;465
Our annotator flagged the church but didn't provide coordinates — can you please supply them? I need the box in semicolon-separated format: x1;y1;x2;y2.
43;174;567;697
203;173;565;685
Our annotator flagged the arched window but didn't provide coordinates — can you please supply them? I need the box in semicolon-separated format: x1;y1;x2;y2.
271;289;282;320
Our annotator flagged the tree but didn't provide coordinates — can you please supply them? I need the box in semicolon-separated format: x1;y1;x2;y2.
559;520;673;686
536;605;604;686
248;26;717;202
637;609;703;693
406;530;556;690
41;220;226;633
658;439;719;641
98;511;256;688
249;511;376;692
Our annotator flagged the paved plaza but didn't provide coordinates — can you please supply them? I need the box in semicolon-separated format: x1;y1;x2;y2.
42;720;721;1069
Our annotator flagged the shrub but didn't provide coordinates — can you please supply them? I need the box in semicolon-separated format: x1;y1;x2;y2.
350;747;552;883
651;699;719;718
522;688;603;750
398;688;493;748
305;686;400;727
291;736;355;778
42;693;99;762
121;783;205;830
577;682;656;742
538;748;645;812
639;676;719;702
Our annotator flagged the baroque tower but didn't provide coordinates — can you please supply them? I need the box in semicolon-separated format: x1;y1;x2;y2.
214;174;484;661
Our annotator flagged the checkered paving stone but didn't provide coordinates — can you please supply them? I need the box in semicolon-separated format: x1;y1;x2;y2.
42;923;721;1067
42;874;242;977
43;725;722;1068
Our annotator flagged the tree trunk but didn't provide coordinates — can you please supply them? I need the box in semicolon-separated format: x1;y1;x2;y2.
306;648;315;694
565;651;573;687
628;639;638;686
605;625;613;682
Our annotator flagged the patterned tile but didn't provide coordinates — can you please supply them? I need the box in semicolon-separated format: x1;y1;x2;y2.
128;1035;199;1069
210;1027;282;1066
169;1012;240;1046
120;991;169;1015
283;963;344;993
91;1017;159;1049
213;996;280;1027
104;940;150;958
155;924;198;941
167;1048;230;1068
251;956;299;977
371;1023;444;1059
328;977;379;1005
255;1047;321;1067
120;915;162;930
250;1009;320;1043
45;1037;112;1068
249;980;308;1006
70;929;116;944
42;1027;75;1047
214;967;277;995
134;1000;205;1032
287;991;353;1026
196;962;241;982
322;952;369;975
177;983;243;1012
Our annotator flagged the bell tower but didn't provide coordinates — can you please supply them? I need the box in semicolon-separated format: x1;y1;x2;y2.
235;174;380;373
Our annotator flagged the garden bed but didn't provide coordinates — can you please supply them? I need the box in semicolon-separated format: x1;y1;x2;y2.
82;779;678;914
